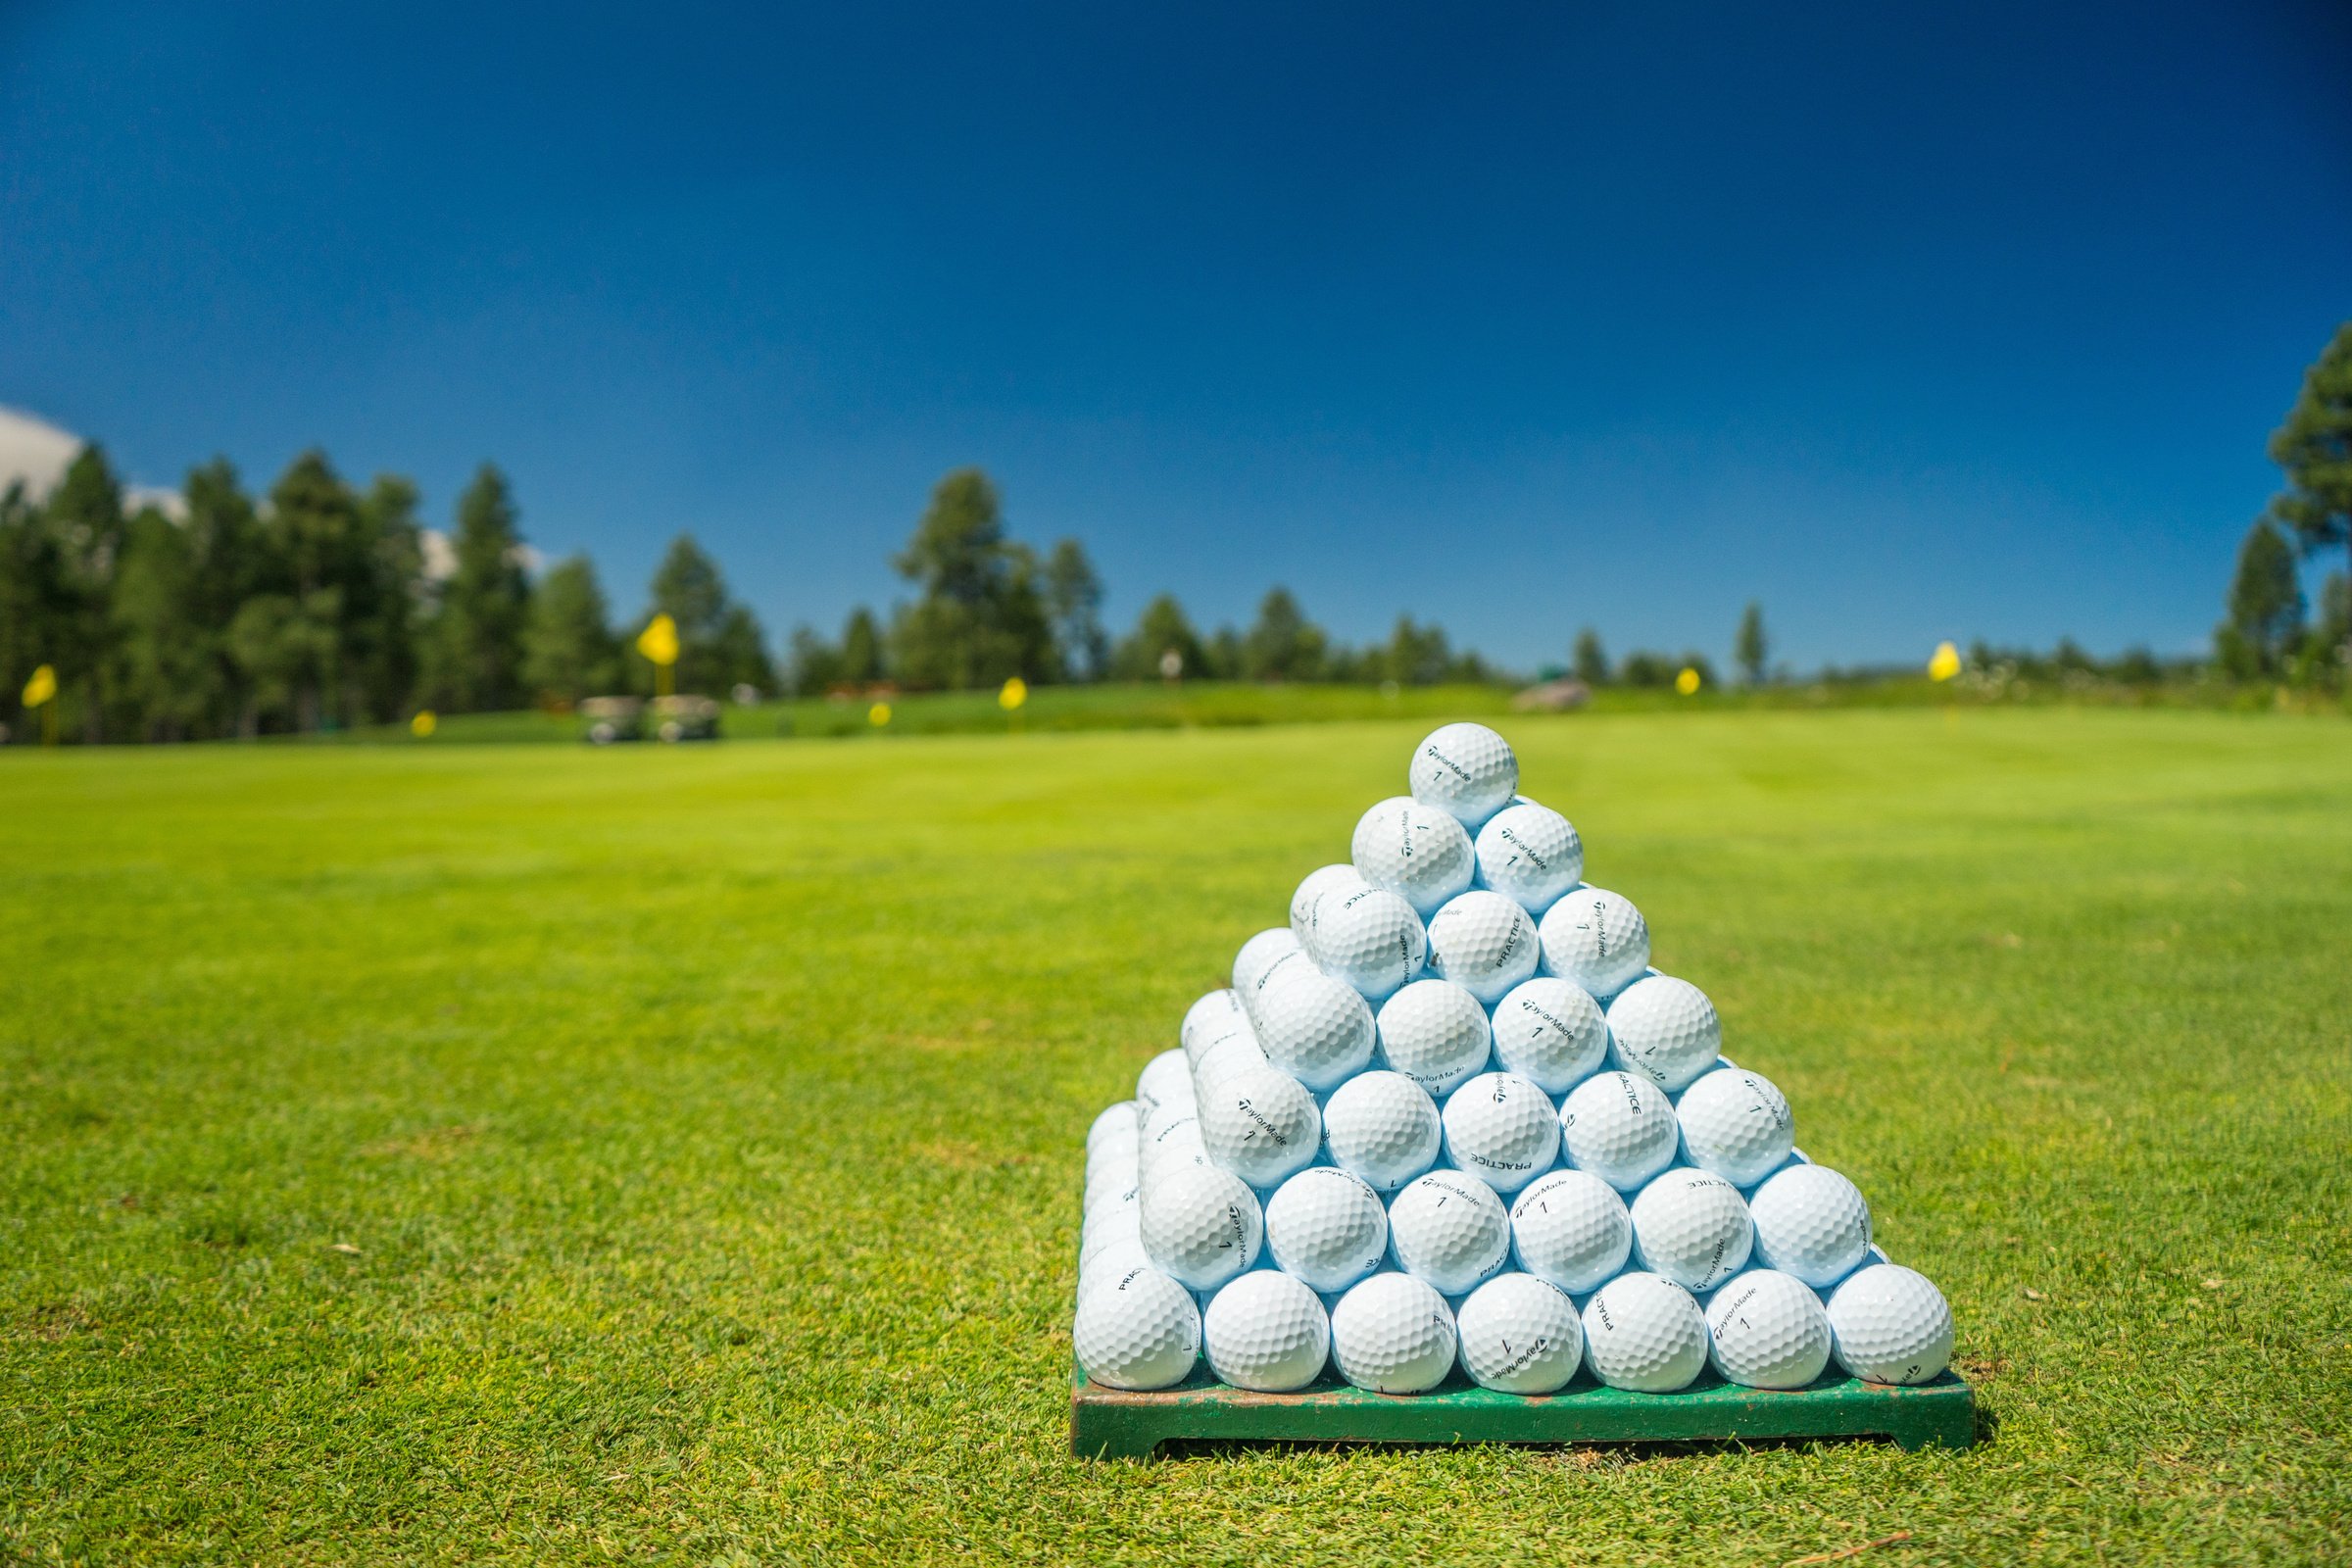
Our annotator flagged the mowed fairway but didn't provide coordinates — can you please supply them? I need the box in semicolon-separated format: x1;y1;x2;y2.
4;710;2349;1565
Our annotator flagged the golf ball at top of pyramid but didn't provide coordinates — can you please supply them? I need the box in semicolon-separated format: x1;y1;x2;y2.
1826;1263;1955;1386
1351;795;1476;916
1135;1049;1196;1120
1386;1169;1511;1296
1581;1270;1708;1393
1454;1272;1585;1394
1375;977;1494;1098
1180;989;1252;1064
1472;801;1584;914
1605;974;1722;1092
1139;1162;1263;1291
1704;1267;1834;1390
1440;1071;1561;1194
1263;1164;1391;1293
1074;1265;1201;1391
1489;976;1610;1094
1330;1271;1458;1394
1674;1066;1794;1187
1290;863;1364;946
1196;1063;1321;1188
1250;966;1377;1091
1202;1269;1332;1393
1509;1167;1633;1292
1319;1069;1444;1192
1408;721;1519;827
1539;886;1651;1000
1425;891;1541;1004
1630;1168;1754;1291
1232;927;1303;998
1313;885;1428;1000
1746;1164;1874;1286
1558;1070;1682;1192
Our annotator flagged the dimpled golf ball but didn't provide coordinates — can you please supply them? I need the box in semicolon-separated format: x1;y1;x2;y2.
1075;1265;1202;1390
1440;1072;1560;1195
1331;1272;1458;1394
1426;891;1541;1004
1747;1164;1874;1287
1630;1168;1753;1291
1320;1069;1443;1192
1558;1070;1681;1192
1351;796;1477;916
1202;1269;1332;1392
1375;978;1494;1097
1251;967;1377;1091
1140;1162;1263;1290
1674;1066;1795;1187
1826;1264;1955;1385
1084;1173;1140;1226
1196;1064;1322;1188
1193;1029;1272;1091
1473;801;1585;914
1180;990;1252;1064
1605;975;1722;1092
1078;1206;1143;1271
1509;1168;1633;1292
1409;722;1519;828
1263;1164;1391;1293
1087;1101;1140;1154
1539;886;1651;999
1489;977;1611;1094
1705;1267;1835;1390
1580;1271;1708;1393
1236;931;1314;1015
1135;1049;1197;1120
1290;862;1364;946
1077;1233;1152;1290
1313;886;1428;1000
1454;1272;1584;1394
1386;1171;1511;1296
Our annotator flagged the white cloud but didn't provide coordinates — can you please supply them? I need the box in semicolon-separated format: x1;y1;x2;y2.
0;405;186;519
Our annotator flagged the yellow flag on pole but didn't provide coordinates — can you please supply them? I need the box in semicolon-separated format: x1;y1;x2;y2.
998;676;1028;710
1675;666;1701;696
1928;641;1962;681
636;614;679;667
22;664;56;707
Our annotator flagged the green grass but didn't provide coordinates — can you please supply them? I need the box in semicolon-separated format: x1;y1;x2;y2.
4;709;2348;1565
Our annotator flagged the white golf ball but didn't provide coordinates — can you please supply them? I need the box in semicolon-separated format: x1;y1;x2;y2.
1454;1272;1584;1394
1425;891;1540;1004
1489;977;1610;1094
1193;1029;1272;1092
1580;1271;1707;1393
1320;1069;1443;1192
1180;990;1252;1064
1826;1264;1954;1385
1472;801;1584;914
1075;1265;1201;1391
1538;886;1651;999
1440;1072;1560;1195
1076;1234;1152;1289
1351;795;1476;916
1084;1173;1140;1227
1232;926;1302;995
1375;977;1493;1098
1557;1070;1681;1192
1605;975;1722;1092
1386;1170;1510;1296
1263;1164;1391;1293
1508;1168;1633;1293
1135;1050;1197;1121
1330;1272;1457;1394
1087;1101;1141;1154
1629;1168;1754;1291
1290;862;1365;945
1747;1165;1873;1287
1139;1163;1263;1291
1202;1270;1332;1392
1196;1064;1322;1189
1705;1268;1834;1390
1674;1066;1794;1187
1298;867;1371;962
1313;886;1427;1000
1408;722;1519;828
1251;967;1377;1091
1078;1206;1144;1274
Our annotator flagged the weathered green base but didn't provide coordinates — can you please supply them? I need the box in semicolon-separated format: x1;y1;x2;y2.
1071;1362;1975;1460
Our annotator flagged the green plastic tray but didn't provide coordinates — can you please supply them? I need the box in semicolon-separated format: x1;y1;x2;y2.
1071;1362;1976;1459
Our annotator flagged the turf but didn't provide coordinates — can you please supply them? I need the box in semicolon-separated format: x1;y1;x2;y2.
3;710;2348;1565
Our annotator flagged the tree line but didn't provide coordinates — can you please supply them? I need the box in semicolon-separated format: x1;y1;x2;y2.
2219;322;2352;684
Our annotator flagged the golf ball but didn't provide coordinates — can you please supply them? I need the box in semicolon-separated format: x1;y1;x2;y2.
1290;863;1365;945
1180;990;1252;1064
1251;967;1377;1091
1440;1072;1560;1195
1351;795;1476;916
1202;1269;1332;1393
1139;1163;1263;1291
1313;886;1428;1000
1236;930;1314;1015
1331;1272;1457;1394
1386;1170;1511;1296
1508;1168;1633;1293
1472;801;1584;914
1192;1029;1272;1092
1319;1069;1443;1192
1425;891;1541;1004
1826;1264;1954;1386
1454;1272;1584;1394
1674;1066;1794;1187
1580;1271;1708;1393
1135;1050;1197;1121
1630;1168;1754;1291
1076;1234;1152;1289
1746;1164;1873;1287
1408;722;1519;828
1263;1164;1391;1293
1196;1064;1322;1188
1298;867;1372;962
1538;886;1651;999
1077;1206;1144;1271
1375;977;1494;1098
1605;975;1721;1092
1704;1268;1834;1390
1489;977;1610;1094
1087;1101;1140;1154
1074;1265;1201;1391
1557;1070;1681;1192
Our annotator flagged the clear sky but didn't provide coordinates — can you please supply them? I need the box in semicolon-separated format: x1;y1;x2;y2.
3;1;2347;673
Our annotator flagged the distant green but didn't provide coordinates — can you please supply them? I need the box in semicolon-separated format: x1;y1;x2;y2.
3;710;2348;1565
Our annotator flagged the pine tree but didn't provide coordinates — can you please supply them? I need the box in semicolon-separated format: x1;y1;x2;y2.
2217;518;2304;676
1242;588;1328;681
1735;603;1769;685
1111;594;1207;681
432;466;532;712
841;606;885;683
2267;322;2352;585
46;446;126;740
1044;539;1107;681
1572;628;1609;686
888;469;1055;689
520;555;619;703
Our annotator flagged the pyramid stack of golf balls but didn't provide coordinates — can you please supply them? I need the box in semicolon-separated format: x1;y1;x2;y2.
1074;723;1956;1398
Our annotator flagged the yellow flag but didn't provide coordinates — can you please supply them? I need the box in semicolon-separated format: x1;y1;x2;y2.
998;676;1028;711
22;663;56;707
636;613;680;667
410;710;438;738
1675;666;1701;696
1928;641;1962;682
869;702;892;726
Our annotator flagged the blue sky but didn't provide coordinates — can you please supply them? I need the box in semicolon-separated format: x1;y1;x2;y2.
3;1;2347;672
